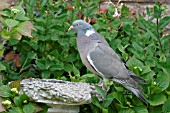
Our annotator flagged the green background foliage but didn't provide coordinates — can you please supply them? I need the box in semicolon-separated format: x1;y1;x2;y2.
0;0;170;113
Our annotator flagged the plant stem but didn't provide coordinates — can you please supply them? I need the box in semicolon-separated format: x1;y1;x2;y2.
19;57;28;74
156;18;164;53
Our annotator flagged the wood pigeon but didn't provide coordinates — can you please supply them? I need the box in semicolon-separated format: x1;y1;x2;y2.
68;20;147;103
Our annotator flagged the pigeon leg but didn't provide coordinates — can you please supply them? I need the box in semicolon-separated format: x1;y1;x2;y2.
98;80;107;91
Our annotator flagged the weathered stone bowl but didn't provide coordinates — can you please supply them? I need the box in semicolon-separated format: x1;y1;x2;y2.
20;79;98;113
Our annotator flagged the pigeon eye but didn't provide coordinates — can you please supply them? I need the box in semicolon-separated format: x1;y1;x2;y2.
77;23;80;26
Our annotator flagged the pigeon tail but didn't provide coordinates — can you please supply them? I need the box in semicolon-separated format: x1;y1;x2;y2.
125;86;148;104
127;70;147;84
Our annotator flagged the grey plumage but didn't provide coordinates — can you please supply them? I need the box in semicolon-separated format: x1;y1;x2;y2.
69;20;147;103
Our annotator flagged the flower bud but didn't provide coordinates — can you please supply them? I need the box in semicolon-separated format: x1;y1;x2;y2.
23;100;27;104
2;100;11;105
72;6;75;9
153;82;156;85
11;88;19;94
11;8;19;14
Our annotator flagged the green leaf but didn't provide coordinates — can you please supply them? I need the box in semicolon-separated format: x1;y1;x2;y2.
55;13;67;20
11;32;22;40
80;74;99;83
133;106;148;113
0;80;3;87
146;7;150;16
119;108;135;113
80;74;96;79
41;0;47;6
64;54;77;62
50;62;64;71
35;59;46;70
121;18;134;24
12;6;25;15
92;97;103;109
72;65;80;77
158;16;170;29
95;85;106;98
161;34;170;41
149;86;162;94
123;24;132;36
121;5;130;16
147;29;157;40
16;15;29;21
27;52;37;59
118;45;125;53
108;4;115;16
126;56;144;68
12;5;28;21
5;19;19;28
9;37;20;44
110;39;121;50
112;92;124;105
1;29;10;39
0;49;4;57
41;71;50;79
145;57;156;67
9;80;21;91
153;2;162;18
23;103;35;113
149;93;167;106
0;63;6;71
50;49;59;59
14;96;22;107
162;98;170;113
102;108;108;113
111;20;122;29
141;66;152;75
9;107;23;113
0;9;12;17
20;93;29;102
0;42;2;49
102;92;114;108
159;54;166;62
132;42;143;52
16;21;35;38
122;52;128;61
0;85;13;97
156;71;169;91
64;64;72;72
149;106;162;113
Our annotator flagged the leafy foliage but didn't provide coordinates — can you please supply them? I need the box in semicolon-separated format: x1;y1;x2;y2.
0;84;47;113
0;0;170;113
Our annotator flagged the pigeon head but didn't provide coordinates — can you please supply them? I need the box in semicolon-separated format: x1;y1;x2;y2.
68;20;95;36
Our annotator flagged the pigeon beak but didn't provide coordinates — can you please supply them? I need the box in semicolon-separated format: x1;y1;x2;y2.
68;26;74;31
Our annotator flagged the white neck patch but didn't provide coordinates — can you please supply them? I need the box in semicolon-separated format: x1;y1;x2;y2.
85;30;95;37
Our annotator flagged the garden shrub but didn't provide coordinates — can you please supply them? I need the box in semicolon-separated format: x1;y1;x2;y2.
0;0;170;113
